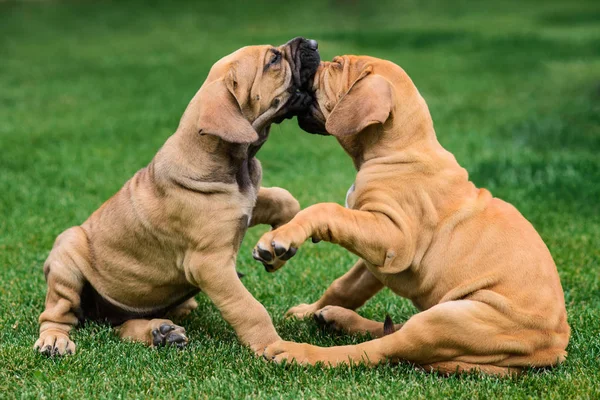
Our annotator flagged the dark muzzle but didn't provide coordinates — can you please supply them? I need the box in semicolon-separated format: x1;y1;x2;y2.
284;36;320;90
272;37;320;123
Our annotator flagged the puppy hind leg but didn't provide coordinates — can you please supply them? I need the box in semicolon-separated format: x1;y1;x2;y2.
264;300;535;370
117;319;188;348
379;300;538;370
34;227;89;356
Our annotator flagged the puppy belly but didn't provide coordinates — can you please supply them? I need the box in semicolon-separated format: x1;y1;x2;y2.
78;281;200;326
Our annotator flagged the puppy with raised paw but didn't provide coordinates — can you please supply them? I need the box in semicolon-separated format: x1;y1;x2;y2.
253;55;570;375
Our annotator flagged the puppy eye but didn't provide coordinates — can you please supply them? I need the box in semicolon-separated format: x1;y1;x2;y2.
269;52;281;66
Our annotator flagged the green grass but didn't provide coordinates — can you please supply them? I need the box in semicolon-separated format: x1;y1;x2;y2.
1;0;599;398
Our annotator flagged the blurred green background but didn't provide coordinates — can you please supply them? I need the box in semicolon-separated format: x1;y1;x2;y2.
1;0;599;398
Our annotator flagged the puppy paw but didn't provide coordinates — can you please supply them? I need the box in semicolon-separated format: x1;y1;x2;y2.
313;306;358;333
152;323;188;348
34;330;76;356
286;303;321;319
253;223;307;272
263;340;311;365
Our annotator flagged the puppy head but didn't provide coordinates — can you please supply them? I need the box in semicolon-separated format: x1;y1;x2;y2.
298;55;395;140
187;38;320;144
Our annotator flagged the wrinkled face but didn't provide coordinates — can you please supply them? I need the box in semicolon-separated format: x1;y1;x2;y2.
297;55;394;142
297;55;362;135
260;37;321;126
196;38;320;145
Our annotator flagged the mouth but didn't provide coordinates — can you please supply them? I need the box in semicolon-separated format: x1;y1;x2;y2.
297;103;328;135
272;37;320;124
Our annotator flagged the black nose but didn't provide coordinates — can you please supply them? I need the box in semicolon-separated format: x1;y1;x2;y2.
307;39;318;50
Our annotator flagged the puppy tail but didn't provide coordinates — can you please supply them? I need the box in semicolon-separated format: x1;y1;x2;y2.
383;314;396;336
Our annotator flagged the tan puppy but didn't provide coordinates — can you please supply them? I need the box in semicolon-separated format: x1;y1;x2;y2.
253;55;570;375
34;38;320;356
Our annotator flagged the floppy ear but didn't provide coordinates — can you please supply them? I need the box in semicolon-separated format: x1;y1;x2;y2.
325;70;393;137
196;76;259;144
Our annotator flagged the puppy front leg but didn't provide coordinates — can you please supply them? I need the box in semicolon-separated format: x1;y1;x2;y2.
186;252;280;354
250;187;300;229
254;203;412;272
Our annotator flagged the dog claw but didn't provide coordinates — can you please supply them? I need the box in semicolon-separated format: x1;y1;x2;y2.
34;333;76;357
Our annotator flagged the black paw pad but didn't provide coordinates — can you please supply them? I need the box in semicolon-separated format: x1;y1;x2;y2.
166;332;188;348
256;245;273;262
273;243;288;257
152;324;188;348
279;247;297;261
159;324;175;335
